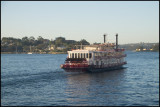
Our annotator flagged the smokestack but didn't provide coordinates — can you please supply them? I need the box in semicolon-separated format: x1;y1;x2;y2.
116;33;118;49
103;34;106;43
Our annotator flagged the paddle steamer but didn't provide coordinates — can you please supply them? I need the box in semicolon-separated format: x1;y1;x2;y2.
60;34;127;72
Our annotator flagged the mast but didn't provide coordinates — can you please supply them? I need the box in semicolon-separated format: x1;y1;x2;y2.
30;45;31;52
16;46;17;54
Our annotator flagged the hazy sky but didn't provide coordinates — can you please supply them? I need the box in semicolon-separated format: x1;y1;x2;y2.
1;1;159;44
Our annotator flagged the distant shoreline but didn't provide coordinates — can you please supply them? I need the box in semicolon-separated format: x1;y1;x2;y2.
1;52;67;54
1;51;158;54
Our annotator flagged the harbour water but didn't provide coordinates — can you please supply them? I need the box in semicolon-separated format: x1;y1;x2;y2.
1;51;159;106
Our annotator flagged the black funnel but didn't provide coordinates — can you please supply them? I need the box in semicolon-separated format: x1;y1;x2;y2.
116;33;118;49
103;34;106;43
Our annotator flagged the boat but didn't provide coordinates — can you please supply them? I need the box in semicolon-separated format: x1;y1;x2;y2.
27;45;33;54
60;34;127;72
27;52;32;54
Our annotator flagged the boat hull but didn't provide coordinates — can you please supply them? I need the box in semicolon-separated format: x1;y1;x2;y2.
61;64;126;72
88;65;125;72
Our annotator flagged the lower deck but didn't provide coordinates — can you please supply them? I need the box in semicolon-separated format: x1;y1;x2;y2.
61;62;127;72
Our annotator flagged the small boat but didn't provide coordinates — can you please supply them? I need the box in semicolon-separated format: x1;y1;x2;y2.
27;52;32;54
60;33;127;72
28;45;33;54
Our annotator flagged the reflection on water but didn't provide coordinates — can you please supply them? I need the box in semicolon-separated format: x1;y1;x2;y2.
65;73;91;104
2;52;159;106
65;69;126;105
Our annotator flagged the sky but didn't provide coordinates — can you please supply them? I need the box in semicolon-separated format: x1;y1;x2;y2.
1;1;159;44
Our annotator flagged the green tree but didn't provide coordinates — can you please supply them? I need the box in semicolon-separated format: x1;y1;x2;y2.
22;36;29;46
29;36;35;45
23;45;29;52
152;43;159;51
79;39;90;45
37;36;44;44
54;37;66;47
37;44;46;50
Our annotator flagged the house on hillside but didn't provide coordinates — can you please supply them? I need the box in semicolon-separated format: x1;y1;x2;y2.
48;45;55;50
57;46;66;50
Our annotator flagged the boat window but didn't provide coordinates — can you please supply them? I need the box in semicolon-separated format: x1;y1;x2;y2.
101;61;103;65
78;53;80;58
86;53;88;58
75;53;77;58
96;61;99;65
81;53;82;58
72;53;74;58
89;53;92;58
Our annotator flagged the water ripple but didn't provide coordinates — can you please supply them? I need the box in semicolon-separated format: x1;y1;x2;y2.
1;52;159;106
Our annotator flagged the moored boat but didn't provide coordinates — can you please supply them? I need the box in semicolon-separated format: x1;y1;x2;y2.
27;45;33;54
60;34;127;72
27;52;33;54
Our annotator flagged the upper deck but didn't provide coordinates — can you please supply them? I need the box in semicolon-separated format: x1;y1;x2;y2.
67;43;125;59
72;43;115;51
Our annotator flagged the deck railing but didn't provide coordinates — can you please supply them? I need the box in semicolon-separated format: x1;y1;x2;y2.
94;54;127;60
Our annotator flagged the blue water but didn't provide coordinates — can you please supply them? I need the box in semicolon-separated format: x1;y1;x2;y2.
1;51;159;106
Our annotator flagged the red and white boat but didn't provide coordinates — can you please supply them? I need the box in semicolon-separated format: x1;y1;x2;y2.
60;34;127;72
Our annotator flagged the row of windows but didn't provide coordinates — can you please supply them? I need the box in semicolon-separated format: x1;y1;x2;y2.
95;58;124;65
70;53;92;58
94;52;123;57
94;52;112;57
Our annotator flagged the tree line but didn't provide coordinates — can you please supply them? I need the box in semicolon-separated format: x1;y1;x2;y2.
1;36;90;53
